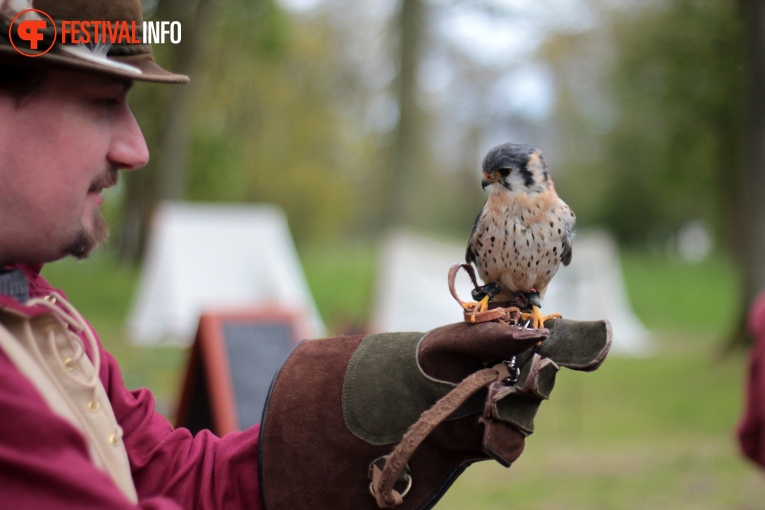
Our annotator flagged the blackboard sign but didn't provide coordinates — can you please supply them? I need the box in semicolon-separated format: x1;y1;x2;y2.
175;308;303;435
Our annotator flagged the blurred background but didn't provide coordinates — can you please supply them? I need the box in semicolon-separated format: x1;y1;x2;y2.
41;0;765;507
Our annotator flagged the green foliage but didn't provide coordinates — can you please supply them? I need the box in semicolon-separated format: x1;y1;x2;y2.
545;0;747;246
122;0;385;254
184;1;375;247
598;0;747;245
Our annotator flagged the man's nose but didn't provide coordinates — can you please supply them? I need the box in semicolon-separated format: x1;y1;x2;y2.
108;107;149;171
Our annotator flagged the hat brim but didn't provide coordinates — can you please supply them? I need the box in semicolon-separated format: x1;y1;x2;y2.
0;45;189;84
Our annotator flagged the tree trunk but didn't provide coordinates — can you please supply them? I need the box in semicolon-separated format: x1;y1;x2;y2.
117;0;217;262
381;0;424;230
155;0;215;201
731;0;765;348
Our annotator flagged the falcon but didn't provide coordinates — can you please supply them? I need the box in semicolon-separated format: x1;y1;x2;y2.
465;142;575;328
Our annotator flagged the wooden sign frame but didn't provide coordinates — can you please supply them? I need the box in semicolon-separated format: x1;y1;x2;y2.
175;307;305;436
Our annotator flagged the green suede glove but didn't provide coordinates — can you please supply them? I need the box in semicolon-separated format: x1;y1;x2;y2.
259;318;611;510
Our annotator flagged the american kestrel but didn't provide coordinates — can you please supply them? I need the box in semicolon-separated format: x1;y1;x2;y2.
465;142;575;328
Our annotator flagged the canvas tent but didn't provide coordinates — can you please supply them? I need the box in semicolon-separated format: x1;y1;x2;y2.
127;202;324;346
370;229;652;355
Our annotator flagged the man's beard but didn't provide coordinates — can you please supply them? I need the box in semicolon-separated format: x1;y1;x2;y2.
66;210;110;259
65;167;117;259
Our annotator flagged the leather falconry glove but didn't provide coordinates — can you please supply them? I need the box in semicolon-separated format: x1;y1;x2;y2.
258;318;611;510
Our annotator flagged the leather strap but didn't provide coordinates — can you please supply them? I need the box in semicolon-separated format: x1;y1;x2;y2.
371;367;500;508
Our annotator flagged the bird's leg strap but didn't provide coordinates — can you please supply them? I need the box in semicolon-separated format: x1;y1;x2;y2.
448;263;520;324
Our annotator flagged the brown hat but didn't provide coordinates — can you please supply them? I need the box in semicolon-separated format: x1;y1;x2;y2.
0;0;188;83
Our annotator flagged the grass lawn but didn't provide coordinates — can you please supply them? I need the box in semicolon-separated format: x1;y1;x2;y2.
41;244;765;508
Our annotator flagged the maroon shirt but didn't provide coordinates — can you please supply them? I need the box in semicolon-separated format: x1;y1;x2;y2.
0;264;262;509
738;291;765;469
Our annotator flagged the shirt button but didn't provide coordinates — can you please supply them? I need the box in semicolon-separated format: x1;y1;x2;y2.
63;357;76;371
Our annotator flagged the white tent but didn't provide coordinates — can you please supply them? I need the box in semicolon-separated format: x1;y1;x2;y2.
127;202;325;346
370;229;652;355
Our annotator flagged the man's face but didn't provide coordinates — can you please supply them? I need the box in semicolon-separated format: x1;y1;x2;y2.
0;69;149;265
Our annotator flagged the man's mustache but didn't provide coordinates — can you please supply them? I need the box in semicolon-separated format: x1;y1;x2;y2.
89;168;119;192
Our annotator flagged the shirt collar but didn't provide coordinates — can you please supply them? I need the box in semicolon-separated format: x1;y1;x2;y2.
0;268;30;303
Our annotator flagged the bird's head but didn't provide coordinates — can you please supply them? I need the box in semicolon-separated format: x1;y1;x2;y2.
481;142;552;194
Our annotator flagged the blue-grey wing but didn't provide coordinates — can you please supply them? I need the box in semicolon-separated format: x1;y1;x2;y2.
465;207;484;266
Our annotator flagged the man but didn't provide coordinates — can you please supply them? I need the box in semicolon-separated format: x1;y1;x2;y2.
0;1;610;509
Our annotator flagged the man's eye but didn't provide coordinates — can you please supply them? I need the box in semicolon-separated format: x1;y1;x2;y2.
96;97;121;108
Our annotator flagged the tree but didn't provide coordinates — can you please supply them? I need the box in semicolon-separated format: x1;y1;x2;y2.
380;0;425;230
736;0;765;345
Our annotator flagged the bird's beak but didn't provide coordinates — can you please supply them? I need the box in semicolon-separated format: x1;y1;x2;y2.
481;172;495;190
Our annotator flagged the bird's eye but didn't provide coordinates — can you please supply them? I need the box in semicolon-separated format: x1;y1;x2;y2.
498;168;511;178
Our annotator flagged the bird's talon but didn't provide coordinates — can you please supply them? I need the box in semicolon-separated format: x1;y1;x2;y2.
520;305;561;329
461;294;491;314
